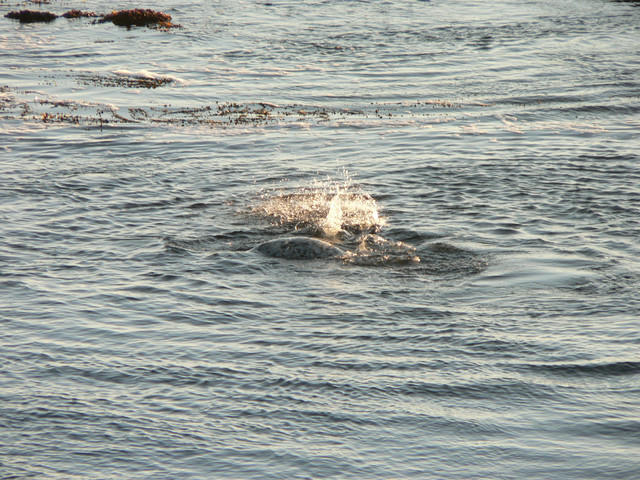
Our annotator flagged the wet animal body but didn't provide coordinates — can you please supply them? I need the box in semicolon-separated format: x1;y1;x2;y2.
256;237;344;260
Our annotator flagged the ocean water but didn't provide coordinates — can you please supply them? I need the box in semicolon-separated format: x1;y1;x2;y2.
1;0;639;478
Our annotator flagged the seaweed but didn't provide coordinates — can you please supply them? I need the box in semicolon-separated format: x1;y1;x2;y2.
97;9;175;28
75;73;175;89
5;8;178;29
5;10;58;23
62;10;97;19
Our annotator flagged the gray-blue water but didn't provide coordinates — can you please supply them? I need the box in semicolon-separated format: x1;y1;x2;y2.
1;0;639;478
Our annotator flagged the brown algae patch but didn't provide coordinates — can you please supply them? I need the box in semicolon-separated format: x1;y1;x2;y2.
5;10;58;22
1;82;485;129
75;72;175;89
97;9;177;29
5;8;178;29
62;10;97;19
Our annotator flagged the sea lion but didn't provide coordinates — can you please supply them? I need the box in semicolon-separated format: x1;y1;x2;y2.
255;237;344;260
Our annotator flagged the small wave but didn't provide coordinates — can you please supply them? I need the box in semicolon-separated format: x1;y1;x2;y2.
164;231;257;254
519;361;640;377
113;69;188;85
394;379;559;400
342;234;420;266
417;242;488;275
74;70;182;89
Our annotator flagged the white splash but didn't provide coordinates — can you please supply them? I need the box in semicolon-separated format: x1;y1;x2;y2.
247;173;421;266
250;174;385;237
321;194;344;238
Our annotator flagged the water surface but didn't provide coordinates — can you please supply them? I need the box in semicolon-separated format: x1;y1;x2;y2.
1;0;639;478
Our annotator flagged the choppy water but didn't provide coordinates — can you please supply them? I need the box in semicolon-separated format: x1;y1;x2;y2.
1;0;640;478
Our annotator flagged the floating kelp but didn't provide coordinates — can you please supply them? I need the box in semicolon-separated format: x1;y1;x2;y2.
5;10;58;23
75;72;175;89
5;8;178;29
62;10;97;19
97;9;176;28
0;84;487;129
